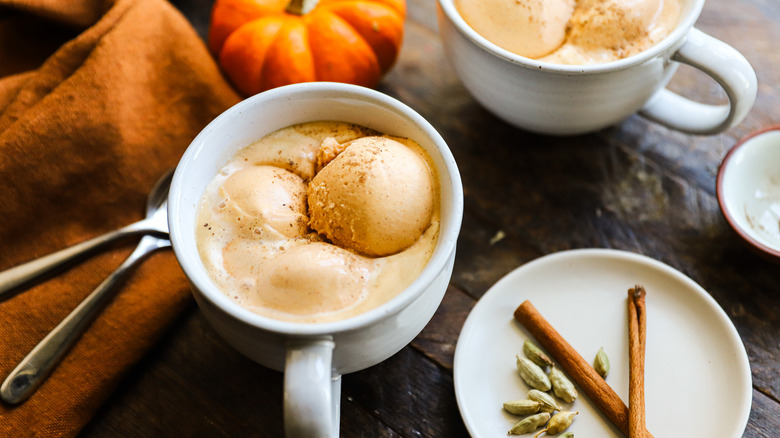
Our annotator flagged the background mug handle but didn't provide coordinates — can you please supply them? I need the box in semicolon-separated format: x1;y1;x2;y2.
284;338;340;438
639;28;757;135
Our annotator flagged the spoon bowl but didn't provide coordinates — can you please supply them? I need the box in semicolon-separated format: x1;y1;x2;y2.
146;170;173;217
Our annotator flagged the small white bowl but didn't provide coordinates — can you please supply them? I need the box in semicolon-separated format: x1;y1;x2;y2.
717;126;780;261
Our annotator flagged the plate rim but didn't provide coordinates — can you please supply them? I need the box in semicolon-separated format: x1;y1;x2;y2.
453;248;752;437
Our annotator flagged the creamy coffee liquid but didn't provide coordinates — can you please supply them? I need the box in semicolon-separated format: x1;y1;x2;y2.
456;0;681;64
196;122;440;324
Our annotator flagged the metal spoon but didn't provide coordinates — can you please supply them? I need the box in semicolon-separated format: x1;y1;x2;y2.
0;173;173;405
0;171;172;300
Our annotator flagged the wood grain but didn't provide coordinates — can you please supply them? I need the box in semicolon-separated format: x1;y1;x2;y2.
78;0;780;436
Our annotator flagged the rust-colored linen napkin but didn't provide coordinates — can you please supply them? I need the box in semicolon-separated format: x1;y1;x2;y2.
0;0;240;435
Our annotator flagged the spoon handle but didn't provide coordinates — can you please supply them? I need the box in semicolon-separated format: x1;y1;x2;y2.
0;235;171;405
0;218;158;299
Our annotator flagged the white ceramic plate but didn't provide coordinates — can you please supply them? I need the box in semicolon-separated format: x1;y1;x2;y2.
454;249;751;437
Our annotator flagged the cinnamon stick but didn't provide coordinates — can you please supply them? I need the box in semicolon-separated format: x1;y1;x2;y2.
628;286;647;438
514;300;653;438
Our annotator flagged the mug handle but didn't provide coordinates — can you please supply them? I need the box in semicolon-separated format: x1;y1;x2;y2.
284;338;340;438
639;28;757;135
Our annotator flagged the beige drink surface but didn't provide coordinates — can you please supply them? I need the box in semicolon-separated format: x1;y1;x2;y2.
196;122;440;324
456;0;681;64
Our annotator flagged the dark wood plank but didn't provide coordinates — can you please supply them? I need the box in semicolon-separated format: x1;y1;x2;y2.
411;285;474;370
342;347;468;437
745;389;780;438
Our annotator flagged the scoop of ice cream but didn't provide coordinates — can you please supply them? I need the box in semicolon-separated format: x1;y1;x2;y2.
238;242;373;316
308;136;435;257
218;165;308;239
567;0;662;52
540;0;678;64
456;0;574;58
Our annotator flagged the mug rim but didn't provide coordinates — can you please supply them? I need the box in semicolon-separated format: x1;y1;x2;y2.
168;82;464;337
437;0;705;74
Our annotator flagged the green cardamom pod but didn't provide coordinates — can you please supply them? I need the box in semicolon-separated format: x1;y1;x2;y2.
503;399;541;415
528;389;561;413
523;340;553;368
546;411;578;434
550;366;578;403
508;412;550;435
594;347;610;378
559;433;574;438
516;355;552;391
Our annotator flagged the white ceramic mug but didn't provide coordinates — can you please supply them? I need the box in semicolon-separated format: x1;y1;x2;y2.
437;0;757;135
168;83;464;437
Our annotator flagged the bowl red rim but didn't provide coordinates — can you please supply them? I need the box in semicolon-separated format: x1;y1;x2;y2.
716;124;780;261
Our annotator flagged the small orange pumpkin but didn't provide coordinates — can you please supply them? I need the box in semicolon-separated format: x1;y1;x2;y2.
209;0;406;95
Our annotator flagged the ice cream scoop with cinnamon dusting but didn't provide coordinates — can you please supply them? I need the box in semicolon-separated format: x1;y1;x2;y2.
308;136;435;257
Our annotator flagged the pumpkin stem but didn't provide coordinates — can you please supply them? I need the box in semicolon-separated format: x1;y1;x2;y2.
286;0;318;15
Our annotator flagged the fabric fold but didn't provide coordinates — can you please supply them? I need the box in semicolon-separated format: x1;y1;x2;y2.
0;0;240;435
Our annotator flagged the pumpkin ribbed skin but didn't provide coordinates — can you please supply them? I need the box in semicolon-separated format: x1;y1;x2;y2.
209;0;406;95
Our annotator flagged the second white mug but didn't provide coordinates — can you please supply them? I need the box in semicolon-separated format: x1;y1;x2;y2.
437;0;757;135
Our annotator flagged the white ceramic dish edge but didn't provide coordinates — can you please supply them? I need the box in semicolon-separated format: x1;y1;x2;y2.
717;126;780;260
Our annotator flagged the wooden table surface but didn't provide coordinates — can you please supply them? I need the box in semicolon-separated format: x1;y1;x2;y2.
80;0;780;436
